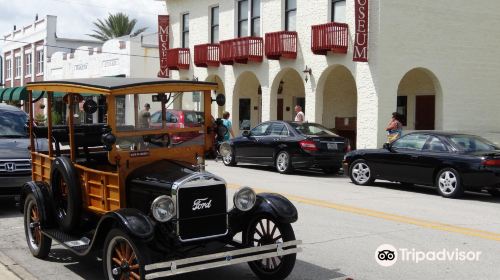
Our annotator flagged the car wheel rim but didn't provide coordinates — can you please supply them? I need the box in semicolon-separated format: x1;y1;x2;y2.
106;236;141;280
352;162;370;184
439;171;457;194
222;153;232;164
26;200;41;251
251;218;283;272
276;153;288;172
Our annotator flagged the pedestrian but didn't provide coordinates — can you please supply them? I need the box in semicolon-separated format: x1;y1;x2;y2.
139;103;151;128
386;112;403;143
294;105;305;123
222;111;235;141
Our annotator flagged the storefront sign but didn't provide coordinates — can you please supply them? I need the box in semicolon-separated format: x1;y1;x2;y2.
157;15;170;78
353;0;369;62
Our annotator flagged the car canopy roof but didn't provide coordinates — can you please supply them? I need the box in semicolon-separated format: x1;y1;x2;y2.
26;78;218;96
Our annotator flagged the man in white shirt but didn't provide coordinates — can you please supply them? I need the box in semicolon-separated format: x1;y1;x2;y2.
294;105;305;123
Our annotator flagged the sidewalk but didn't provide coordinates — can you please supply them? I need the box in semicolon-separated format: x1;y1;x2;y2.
0;262;20;280
0;251;36;280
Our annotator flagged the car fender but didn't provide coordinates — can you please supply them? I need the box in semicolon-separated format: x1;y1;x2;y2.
19;181;54;228
92;208;155;250
230;193;298;233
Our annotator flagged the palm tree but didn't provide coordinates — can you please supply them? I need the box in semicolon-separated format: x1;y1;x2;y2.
88;12;148;41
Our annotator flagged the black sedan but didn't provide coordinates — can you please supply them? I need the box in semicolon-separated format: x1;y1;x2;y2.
223;121;350;174
343;131;500;198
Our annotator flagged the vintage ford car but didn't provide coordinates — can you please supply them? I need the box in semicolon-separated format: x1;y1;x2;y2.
20;78;301;280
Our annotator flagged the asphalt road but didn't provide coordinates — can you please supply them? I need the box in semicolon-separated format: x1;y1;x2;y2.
1;160;500;279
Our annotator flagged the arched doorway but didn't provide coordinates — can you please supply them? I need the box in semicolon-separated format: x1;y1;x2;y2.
206;75;225;118
270;68;305;121
318;65;357;148
397;68;442;130
233;71;261;134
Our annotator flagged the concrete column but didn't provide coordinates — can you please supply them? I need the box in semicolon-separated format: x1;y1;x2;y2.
305;80;317;123
260;84;272;122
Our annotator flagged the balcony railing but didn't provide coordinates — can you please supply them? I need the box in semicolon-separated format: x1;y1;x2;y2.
265;31;297;60
220;37;263;65
194;44;220;67
311;22;348;55
166;48;190;70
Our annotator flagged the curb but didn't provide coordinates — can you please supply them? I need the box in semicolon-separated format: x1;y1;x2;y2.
0;251;38;280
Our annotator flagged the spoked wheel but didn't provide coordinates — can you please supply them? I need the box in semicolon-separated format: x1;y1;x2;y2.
349;159;374;186
246;217;296;280
104;229;150;280
275;151;293;174
436;168;463;198
24;194;52;258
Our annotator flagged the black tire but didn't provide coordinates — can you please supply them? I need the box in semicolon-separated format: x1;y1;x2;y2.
222;147;237;166
348;159;375;186
24;194;52;259
245;217;297;280
50;157;82;232
435;168;464;198
103;229;151;280
322;166;340;175
275;151;293;174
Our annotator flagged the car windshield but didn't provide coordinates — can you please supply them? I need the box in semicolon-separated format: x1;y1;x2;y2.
448;135;499;152
0;110;28;137
290;123;338;136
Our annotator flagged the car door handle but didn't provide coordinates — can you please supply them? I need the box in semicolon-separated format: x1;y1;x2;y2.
411;155;419;159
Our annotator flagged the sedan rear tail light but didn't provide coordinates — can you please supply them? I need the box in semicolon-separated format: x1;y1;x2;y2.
482;159;500;167
299;140;318;151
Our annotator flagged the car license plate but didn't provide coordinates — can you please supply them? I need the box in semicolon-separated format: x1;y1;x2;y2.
327;143;338;150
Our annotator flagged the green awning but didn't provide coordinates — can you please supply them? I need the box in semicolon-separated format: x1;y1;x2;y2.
1;87;15;101
0;88;7;100
1;86;96;101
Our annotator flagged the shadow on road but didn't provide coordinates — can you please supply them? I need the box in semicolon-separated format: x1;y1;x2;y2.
229;164;346;178
367;181;500;204
0;197;22;218
46;248;346;280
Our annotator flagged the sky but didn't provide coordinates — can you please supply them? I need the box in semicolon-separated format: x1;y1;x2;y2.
0;0;165;52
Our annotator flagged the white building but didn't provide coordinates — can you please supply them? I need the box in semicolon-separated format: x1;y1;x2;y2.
46;33;160;80
161;0;500;148
1;15;102;89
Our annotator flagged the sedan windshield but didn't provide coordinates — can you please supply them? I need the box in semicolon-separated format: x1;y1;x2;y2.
0;111;28;137
448;135;499;152
290;123;338;136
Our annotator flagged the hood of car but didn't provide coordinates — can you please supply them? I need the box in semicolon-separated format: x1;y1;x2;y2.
0;137;31;159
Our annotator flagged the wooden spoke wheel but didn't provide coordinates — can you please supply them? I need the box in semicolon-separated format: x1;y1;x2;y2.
104;229;150;280
23;193;52;258
246;217;296;280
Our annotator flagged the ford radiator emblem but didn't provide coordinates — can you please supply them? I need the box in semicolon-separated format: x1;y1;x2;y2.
192;198;212;211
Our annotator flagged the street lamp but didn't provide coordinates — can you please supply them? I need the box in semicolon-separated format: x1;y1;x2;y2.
303;66;312;83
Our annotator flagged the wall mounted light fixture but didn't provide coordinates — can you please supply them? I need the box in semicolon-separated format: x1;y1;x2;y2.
277;80;284;94
303;66;312;83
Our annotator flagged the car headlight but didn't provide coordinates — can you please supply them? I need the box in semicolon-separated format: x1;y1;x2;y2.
151;195;176;222
233;186;256;212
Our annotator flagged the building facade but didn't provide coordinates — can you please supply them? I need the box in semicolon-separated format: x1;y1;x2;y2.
161;0;500;148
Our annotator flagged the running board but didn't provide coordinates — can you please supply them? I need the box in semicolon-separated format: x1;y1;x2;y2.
145;240;302;279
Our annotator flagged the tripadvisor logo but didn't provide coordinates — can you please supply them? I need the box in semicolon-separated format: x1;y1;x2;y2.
375;244;481;267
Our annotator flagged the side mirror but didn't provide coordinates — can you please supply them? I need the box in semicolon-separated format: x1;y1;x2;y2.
383;143;392;151
242;130;251;137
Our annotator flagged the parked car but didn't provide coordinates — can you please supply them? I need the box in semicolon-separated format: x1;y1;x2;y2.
223;121;350;174
21;78;301;280
343;131;500;198
0;104;32;198
150;109;204;144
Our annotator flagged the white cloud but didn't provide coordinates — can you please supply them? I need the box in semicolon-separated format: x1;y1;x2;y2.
0;0;165;52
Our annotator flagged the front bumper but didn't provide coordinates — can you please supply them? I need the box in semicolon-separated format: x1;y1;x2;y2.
144;240;302;279
292;153;344;169
0;175;31;197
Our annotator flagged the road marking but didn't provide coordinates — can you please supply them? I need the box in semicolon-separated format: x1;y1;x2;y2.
228;184;500;242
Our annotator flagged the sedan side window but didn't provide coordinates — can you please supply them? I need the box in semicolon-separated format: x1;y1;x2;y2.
422;136;448;152
269;123;288;136
392;134;428;151
251;123;271;136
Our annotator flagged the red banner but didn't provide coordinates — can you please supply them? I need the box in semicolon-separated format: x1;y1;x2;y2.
158;15;170;78
353;0;368;62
